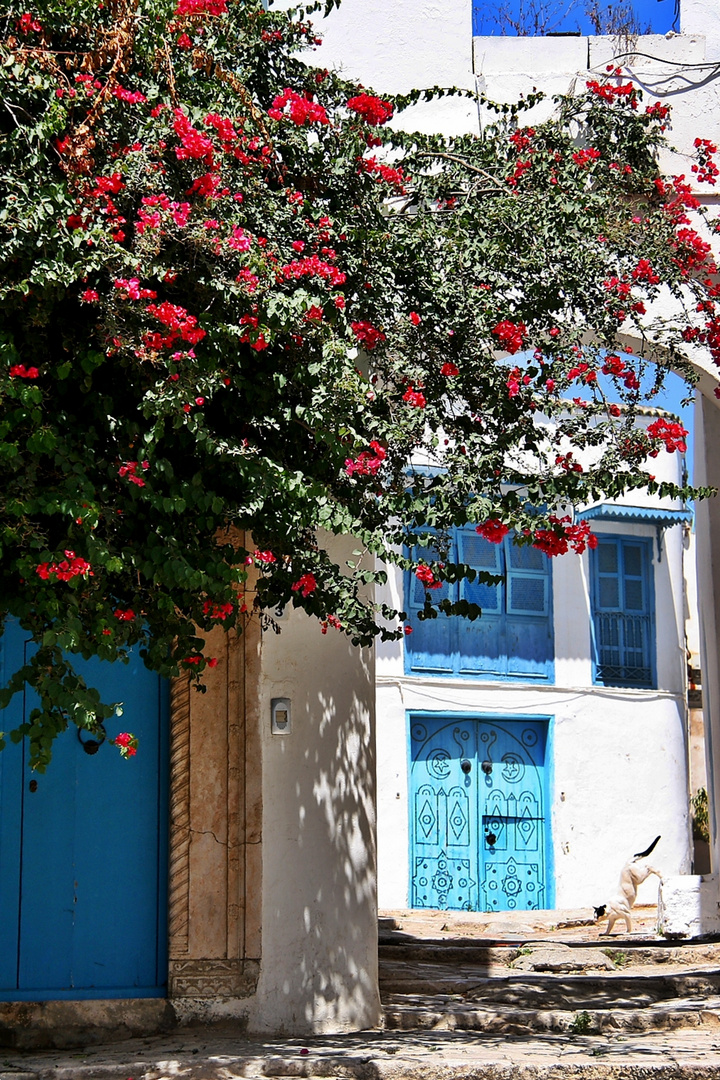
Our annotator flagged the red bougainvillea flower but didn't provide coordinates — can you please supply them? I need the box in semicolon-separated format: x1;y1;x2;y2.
647;417;688;455
492;319;527;354
17;12;43;33
9;364;39;379
415;564;443;589
253;550;277;564
268;88;329;126
175;0;227;17
345;440;386;477
113;608;136;621
118;460;149;487
347;93;394;126
440;362;459;377
81;289;99;303
351;320;385;349
111;731;139;758
402;386;426;408
476;519;510;544
409;311;421;325
531;516;597;556
203;599;234;620
36;551;93;581
291;572;317;597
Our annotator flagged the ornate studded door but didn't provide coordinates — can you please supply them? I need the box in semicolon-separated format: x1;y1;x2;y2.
409;715;549;911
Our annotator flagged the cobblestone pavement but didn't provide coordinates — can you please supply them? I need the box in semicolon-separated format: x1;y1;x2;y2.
3;1026;720;1080
4;908;720;1079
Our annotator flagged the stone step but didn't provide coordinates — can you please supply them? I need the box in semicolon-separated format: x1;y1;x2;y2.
380;970;720;1007
379;938;720;964
381;994;720;1034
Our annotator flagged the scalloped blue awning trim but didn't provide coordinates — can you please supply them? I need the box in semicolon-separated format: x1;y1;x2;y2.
576;504;692;562
576;504;692;527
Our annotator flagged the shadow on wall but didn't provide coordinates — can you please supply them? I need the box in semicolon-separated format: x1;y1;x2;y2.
255;621;381;1034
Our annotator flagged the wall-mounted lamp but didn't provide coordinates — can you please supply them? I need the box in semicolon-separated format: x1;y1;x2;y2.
271;697;292;735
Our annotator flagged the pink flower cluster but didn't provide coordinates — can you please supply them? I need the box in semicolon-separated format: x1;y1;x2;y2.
345;440;387;477
586;79;637;107
173;109;215;165
692;138;719;185
114;278;157;300
111;731;138;759
415;564;442;589
36;551;93;581
492;319;527;354
145;302;206;349
137;193;192;233
280;255;346;287
631;258;660;285
118;460;149;487
17;12;42;33
269;89;329;126
110;85;147;105
175;0;227;16
347;94;393;126
239;314;268;351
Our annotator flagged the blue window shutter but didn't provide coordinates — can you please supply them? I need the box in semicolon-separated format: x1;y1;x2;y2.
592;537;654;688
404;528;554;682
405;542;454;674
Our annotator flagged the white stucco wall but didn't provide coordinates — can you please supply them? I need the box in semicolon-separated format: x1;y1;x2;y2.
249;538;379;1035
279;0;477;135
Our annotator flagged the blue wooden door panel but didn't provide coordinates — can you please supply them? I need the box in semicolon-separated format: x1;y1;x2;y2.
0;625;168;1000
410;715;549;912
478;721;547;911
410;719;479;909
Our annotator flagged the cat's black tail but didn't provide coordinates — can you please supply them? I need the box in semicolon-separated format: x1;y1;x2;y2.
634;835;661;859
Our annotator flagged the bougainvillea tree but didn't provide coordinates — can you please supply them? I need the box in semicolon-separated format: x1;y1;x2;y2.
1;1;718;767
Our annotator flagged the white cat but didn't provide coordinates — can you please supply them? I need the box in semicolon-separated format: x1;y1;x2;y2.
594;836;664;935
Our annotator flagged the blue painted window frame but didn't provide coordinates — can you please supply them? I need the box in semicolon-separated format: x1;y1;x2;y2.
590;534;656;689
404;527;554;682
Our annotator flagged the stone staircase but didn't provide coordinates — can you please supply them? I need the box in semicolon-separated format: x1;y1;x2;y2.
378;911;720;1035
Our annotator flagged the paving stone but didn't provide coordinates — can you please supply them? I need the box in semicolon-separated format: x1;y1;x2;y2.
509;944;616;973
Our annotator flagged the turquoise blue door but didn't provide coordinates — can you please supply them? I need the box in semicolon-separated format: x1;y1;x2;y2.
0;623;169;1000
409;715;550;911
